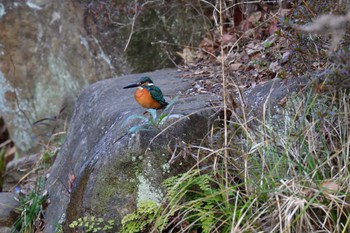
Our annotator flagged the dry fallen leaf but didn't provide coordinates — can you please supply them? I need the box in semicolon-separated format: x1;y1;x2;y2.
278;8;291;17
281;51;292;63
269;61;280;73
222;34;234;43
68;174;76;193
313;83;324;93
269;18;279;35
321;181;340;194
230;63;243;71
5;145;15;164
248;11;262;23
176;47;195;64
278;96;288;106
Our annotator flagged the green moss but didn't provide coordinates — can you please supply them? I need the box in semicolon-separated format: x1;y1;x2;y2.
89;159;141;214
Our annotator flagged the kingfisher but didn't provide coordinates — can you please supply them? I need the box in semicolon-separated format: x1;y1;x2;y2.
123;76;168;109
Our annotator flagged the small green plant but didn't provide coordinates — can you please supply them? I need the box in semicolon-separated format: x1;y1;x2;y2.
10;124;65;232
54;224;63;233
69;216;114;233
264;41;272;48
40;132;65;166
121;169;240;233
40;147;59;165
12;177;47;233
124;96;179;133
160;169;234;233
121;200;161;233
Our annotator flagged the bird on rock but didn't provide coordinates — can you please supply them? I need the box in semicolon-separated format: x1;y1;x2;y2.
123;76;168;109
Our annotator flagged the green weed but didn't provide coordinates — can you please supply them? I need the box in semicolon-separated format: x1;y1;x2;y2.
121;200;160;233
12;178;47;233
124;96;179;133
69;216;114;233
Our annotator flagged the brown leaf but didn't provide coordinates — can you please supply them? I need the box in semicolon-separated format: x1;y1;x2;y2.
176;47;195;64
240;20;253;32
278;8;291;17
247;11;262;23
313;83;324;93
68;174;76;193
281;51;292;63
278;96;288;106
222;34;234;43
321;181;340;194
269;18;279;35
230;63;243;71
5;145;15;164
269;61;280;73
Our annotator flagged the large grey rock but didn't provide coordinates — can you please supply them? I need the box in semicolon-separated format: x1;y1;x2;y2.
0;192;19;227
82;0;207;72
45;69;218;233
0;227;11;233
241;76;310;117
0;0;115;154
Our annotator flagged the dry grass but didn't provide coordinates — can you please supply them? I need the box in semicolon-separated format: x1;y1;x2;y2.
147;1;350;232
148;88;350;233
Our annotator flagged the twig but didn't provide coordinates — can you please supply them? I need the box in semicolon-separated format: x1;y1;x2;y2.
0;139;11;149
219;0;230;205
124;0;163;52
123;0;138;52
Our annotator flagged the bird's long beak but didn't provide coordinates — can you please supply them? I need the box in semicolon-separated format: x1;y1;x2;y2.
123;83;139;89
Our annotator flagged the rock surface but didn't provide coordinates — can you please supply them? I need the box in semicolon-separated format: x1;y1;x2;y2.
4;154;41;192
0;227;11;233
236;76;310;121
83;0;207;72
0;0;115;154
45;69;218;233
0;192;19;227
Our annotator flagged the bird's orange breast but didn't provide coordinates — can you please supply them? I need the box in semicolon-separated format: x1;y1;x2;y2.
134;88;162;109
